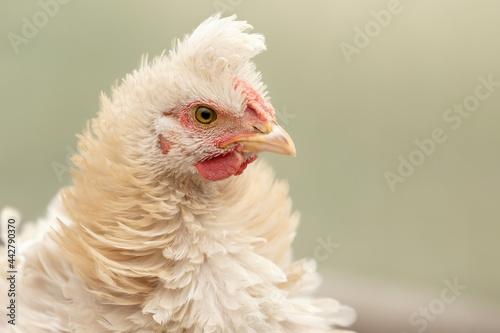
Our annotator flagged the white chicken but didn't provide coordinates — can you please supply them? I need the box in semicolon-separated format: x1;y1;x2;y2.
1;14;355;332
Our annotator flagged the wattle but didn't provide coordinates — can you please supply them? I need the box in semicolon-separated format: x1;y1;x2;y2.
195;151;257;181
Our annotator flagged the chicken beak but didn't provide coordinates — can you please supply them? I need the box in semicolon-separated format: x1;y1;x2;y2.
222;124;296;157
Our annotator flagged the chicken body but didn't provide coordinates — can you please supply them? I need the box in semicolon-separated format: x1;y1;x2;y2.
1;15;355;332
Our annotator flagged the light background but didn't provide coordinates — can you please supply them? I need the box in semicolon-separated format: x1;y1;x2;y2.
1;1;499;332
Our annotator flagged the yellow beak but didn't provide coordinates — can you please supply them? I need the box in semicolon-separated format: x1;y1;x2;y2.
221;124;296;157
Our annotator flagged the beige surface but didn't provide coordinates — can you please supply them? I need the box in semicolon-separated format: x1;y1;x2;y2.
1;1;500;332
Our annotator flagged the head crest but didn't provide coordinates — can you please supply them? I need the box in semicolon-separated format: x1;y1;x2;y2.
170;14;266;73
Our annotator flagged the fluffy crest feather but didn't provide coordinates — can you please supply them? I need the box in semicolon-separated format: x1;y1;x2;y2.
170;14;266;74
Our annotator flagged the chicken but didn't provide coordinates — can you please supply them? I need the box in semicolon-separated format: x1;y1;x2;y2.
1;14;355;332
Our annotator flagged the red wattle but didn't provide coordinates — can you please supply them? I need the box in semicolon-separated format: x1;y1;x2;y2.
195;151;258;181
235;154;258;176
195;150;244;181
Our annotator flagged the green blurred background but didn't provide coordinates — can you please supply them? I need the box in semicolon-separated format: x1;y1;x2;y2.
1;1;499;332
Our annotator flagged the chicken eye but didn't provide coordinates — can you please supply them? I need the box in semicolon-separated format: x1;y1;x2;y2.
194;106;217;125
